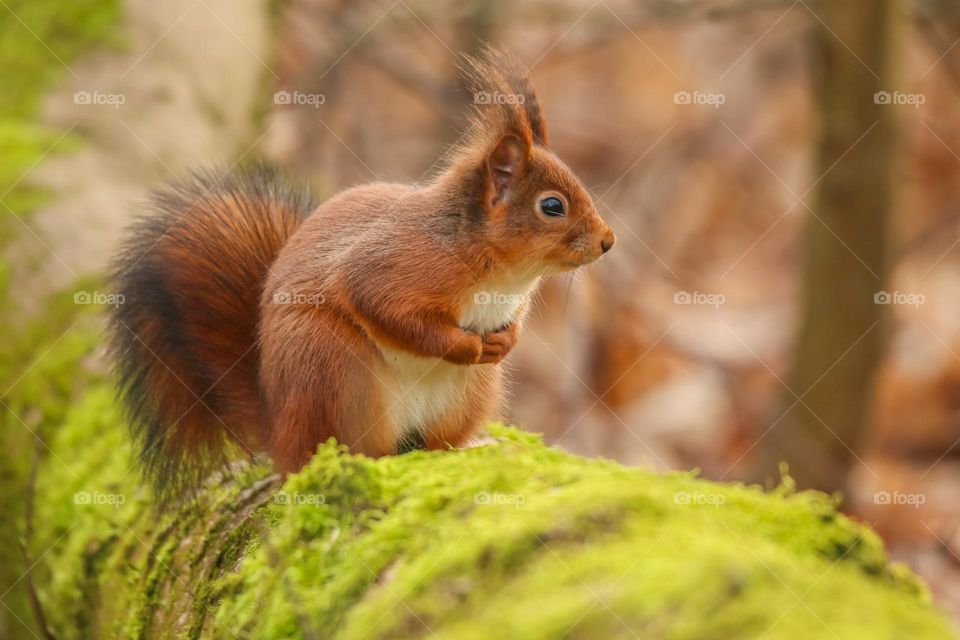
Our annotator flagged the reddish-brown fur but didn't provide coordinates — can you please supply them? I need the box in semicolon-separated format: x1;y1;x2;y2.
110;48;615;495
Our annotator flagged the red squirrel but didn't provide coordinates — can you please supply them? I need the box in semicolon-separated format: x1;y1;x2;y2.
109;48;615;497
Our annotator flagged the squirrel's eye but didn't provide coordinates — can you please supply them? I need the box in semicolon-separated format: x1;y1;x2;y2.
539;197;565;217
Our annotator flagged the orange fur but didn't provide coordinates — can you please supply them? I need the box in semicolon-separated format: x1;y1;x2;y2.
111;49;616;493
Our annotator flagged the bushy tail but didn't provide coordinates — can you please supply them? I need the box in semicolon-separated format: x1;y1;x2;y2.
109;164;317;501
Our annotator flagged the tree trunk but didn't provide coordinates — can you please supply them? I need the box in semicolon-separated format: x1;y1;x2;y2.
755;0;900;491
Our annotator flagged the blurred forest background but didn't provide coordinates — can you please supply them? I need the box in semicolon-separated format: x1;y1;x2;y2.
5;0;960;635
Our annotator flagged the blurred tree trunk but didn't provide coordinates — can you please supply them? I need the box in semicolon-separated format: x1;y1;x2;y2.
754;0;901;491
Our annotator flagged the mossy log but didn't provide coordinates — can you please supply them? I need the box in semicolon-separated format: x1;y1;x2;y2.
26;381;954;639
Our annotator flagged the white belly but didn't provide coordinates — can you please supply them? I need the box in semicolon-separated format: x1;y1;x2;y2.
378;346;470;439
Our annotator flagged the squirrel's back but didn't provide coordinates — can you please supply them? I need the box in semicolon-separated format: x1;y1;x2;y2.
109;165;316;498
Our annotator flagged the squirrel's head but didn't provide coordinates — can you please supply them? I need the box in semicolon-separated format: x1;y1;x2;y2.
449;47;616;274
482;133;615;273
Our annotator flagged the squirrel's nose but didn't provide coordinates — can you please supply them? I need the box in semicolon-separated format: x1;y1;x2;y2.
600;229;616;254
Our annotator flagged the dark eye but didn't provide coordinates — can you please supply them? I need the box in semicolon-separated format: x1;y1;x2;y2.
539;197;565;217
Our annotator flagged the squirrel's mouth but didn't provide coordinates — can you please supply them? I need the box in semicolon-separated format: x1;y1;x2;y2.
571;247;608;267
547;242;607;272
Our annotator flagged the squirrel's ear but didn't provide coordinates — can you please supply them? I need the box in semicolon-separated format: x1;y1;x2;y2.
486;133;528;206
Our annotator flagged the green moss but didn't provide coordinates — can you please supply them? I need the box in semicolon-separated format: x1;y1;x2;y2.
213;428;948;638
0;1;121;633
200;426;947;639
0;286;115;639
19;345;953;640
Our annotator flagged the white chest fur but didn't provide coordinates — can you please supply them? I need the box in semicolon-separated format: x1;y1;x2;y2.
376;275;540;439
459;275;540;334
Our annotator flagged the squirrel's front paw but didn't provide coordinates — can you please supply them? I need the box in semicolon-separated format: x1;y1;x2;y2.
443;331;484;365
479;324;518;364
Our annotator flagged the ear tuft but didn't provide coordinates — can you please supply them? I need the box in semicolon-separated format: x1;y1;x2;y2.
459;46;548;149
487;134;527;206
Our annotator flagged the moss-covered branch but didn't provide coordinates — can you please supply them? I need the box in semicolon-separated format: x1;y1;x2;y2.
28;377;954;639
3;296;950;639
